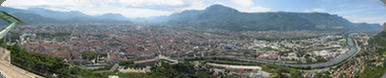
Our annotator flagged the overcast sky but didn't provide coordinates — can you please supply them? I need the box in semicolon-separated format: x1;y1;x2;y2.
3;0;386;24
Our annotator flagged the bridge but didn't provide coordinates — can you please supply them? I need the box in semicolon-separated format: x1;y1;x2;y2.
157;55;178;64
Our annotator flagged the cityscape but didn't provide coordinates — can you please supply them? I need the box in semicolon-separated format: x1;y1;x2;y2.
0;0;385;78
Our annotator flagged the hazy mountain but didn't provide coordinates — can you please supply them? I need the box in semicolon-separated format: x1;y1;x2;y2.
98;13;129;21
0;7;131;24
383;23;386;32
165;4;381;32
130;16;169;23
0;5;380;32
25;8;91;20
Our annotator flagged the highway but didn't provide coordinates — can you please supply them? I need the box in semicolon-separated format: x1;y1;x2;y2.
180;37;360;69
139;37;359;69
237;37;359;68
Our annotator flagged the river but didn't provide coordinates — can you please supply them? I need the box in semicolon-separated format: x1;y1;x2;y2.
238;37;359;68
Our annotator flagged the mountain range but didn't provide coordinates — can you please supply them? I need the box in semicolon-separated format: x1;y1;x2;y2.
163;4;381;32
0;7;131;24
0;4;382;32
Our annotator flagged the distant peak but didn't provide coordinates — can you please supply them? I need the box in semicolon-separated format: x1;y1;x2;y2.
208;4;226;8
206;4;230;9
205;4;239;13
27;7;51;11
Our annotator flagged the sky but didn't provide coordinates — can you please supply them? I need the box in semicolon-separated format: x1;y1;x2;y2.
3;0;386;24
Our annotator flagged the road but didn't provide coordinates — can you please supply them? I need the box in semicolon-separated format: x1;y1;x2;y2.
238;38;359;68
181;37;360;69
139;36;359;69
94;63;119;73
206;63;261;70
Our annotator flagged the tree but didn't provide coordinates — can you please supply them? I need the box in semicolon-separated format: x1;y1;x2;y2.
82;51;96;60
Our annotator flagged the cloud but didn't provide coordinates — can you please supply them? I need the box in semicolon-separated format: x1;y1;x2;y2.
305;8;326;12
119;0;185;7
238;6;270;12
330;9;364;15
2;0;269;17
3;0;176;17
230;0;254;7
344;16;386;24
174;0;208;12
330;9;386;24
228;0;269;12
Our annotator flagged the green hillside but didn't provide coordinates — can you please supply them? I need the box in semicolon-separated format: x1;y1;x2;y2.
358;30;386;78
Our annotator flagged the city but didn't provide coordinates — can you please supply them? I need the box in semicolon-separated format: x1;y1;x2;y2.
0;0;385;78
5;24;377;77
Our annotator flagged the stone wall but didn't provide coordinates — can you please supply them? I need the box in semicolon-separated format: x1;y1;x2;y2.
0;48;10;64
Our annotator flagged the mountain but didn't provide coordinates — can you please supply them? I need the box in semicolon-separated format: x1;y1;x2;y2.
98;13;129;21
0;7;131;24
25;8;91;20
383;23;386;32
0;5;380;32
165;4;381;32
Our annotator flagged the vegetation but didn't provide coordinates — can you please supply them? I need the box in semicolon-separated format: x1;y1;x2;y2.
82;51;96;60
315;72;330;78
1;39;217;78
1;39;102;77
7;44;73;77
358;32;386;78
148;62;214;78
0;39;106;77
262;64;302;78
